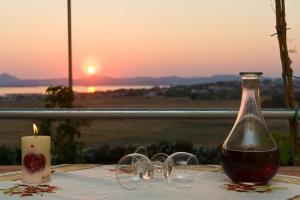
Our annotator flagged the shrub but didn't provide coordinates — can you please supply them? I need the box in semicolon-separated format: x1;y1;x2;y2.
272;132;300;165
0;146;21;165
81;141;222;164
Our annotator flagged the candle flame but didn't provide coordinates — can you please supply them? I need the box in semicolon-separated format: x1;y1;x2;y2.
33;124;39;136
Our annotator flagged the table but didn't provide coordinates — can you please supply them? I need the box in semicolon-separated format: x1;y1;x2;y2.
1;165;300;200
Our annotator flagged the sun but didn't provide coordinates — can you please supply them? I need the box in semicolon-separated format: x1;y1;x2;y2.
87;65;96;75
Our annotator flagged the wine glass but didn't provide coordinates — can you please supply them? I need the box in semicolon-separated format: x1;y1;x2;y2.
163;152;198;188
151;153;168;181
116;151;198;190
116;153;154;190
134;146;148;157
151;153;168;173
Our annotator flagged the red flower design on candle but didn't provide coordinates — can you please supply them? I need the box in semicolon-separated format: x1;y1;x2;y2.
23;153;46;173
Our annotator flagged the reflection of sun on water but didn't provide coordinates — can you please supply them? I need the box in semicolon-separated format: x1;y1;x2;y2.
87;86;96;94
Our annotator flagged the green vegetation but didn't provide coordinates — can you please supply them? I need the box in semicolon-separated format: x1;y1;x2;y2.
1;136;298;166
0;146;20;165
82;141;221;164
40;86;85;164
0;141;221;165
272;132;300;165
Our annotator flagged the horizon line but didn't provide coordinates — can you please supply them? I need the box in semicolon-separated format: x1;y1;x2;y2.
0;72;282;80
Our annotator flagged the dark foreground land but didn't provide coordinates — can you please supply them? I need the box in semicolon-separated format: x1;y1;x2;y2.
0;94;289;149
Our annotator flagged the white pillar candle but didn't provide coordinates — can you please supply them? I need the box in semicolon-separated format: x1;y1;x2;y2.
21;135;51;184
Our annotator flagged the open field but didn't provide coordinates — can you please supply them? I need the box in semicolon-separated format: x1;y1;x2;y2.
0;96;290;149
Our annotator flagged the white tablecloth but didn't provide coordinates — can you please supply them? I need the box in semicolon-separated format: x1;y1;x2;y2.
1;165;300;200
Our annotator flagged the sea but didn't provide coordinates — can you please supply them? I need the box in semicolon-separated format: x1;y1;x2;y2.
0;85;160;96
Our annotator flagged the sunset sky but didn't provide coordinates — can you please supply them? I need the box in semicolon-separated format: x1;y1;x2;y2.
0;0;299;79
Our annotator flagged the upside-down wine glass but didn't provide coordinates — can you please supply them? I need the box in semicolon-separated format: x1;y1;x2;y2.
116;151;198;190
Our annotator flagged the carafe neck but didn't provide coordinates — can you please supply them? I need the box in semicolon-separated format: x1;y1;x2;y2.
238;72;263;118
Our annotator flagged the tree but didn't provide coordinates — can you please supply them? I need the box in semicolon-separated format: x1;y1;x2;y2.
273;0;298;153
40;86;84;164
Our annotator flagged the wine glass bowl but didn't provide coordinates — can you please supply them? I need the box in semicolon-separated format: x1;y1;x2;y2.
151;153;168;173
163;152;198;188
116;153;154;190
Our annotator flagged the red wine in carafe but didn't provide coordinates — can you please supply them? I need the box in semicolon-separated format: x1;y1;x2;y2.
222;148;279;183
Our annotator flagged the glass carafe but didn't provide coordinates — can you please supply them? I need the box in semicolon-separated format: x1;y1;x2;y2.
222;72;279;183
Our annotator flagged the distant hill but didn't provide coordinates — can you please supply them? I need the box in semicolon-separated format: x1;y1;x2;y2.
75;74;240;86
0;73;20;83
0;73;242;87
